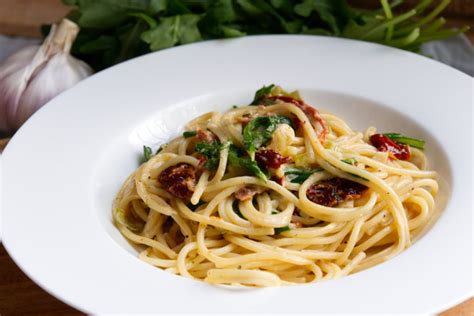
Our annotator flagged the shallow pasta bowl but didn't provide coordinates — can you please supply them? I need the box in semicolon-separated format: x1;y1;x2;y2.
1;35;472;313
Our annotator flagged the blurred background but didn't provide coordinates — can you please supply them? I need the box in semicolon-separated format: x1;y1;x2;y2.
0;0;472;39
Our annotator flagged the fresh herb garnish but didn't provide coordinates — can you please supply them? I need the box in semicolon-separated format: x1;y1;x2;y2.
340;158;368;181
341;158;357;165
384;133;425;150
183;130;197;138
232;200;246;219
243;116;292;155
61;1;467;71
271;210;290;234
188;200;205;211
274;226;290;235
156;145;165;154
231;105;238;109
115;208;144;232
228;145;267;181
284;167;323;184
142;145;152;162
239;158;268;181
251;84;275;105
195;141;226;170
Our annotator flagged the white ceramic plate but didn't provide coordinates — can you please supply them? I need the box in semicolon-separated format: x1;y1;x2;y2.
2;36;472;314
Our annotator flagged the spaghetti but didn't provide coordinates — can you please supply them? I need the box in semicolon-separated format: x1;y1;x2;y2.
113;85;437;287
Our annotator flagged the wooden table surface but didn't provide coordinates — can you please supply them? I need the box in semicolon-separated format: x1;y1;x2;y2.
0;0;472;315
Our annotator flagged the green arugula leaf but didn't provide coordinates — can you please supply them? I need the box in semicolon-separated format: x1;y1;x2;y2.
143;145;153;162
188;199;205;211
142;14;202;51
199;0;239;37
271;210;290;234
228;145;267;181
75;0;159;29
235;0;262;16
150;0;167;13
128;12;158;28
115;208;144;232
384;133;425;149
115;19;150;63
232;200;246;219
196;0;246;37
270;0;293;14
341;158;357;165
284;167;323;184
195;141;224;170
340;158;368;181
243;115;292;154
156;145;165;154
251;84;275;105
183;130;197;138
78;35;119;54
77;4;128;28
141;16;179;50
227;144;243;166
236;0;294;33
239;157;268;181
219;25;246;37
294;0;350;34
166;0;192;15
179;14;202;43
274;225;290;234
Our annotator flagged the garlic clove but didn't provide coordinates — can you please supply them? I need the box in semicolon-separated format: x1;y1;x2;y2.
0;45;40;78
15;51;93;129
0;46;40;133
0;19;93;134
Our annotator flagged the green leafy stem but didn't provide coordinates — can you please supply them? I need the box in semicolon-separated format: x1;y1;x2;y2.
58;0;469;71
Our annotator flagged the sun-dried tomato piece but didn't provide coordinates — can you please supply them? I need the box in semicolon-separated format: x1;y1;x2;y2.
271;175;284;186
370;134;410;160
292;115;303;130
307;178;368;207
255;149;291;169
158;163;196;200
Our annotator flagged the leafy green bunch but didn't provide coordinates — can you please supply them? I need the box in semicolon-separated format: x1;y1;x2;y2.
60;0;468;70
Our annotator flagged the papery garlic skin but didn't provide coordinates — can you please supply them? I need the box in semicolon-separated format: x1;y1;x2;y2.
0;19;93;134
15;52;92;130
0;46;40;133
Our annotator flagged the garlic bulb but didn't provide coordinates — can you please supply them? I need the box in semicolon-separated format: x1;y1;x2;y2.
0;19;93;134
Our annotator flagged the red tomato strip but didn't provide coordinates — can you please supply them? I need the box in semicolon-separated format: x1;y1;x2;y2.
159;163;196;200
255;149;291;169
307;178;368;207
370;134;410;160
